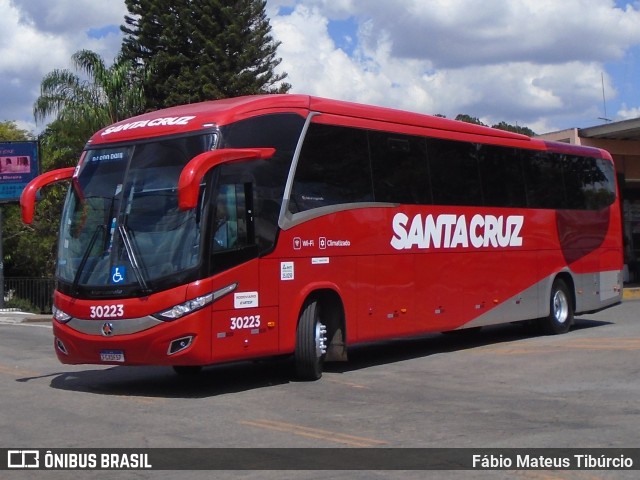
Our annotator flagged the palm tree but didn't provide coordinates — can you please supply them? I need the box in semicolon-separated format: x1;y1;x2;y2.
33;49;146;137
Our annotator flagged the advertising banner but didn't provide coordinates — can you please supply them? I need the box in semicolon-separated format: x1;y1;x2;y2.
0;141;39;203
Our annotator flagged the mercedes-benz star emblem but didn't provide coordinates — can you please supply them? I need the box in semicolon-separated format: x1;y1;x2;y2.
101;322;114;336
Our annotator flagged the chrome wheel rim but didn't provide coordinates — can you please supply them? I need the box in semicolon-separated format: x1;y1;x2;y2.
315;321;328;357
553;290;569;324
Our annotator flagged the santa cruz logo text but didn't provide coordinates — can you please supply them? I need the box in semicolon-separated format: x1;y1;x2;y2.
390;213;524;250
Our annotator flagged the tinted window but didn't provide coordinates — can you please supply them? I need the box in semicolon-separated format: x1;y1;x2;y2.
523;151;566;209
369;131;430;204
563;155;616;209
286;120;615;214
220;113;304;152
427;139;482;206
291;123;373;213
220;114;305;251
478;145;527;208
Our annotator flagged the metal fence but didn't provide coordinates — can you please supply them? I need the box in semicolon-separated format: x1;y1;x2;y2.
3;277;55;313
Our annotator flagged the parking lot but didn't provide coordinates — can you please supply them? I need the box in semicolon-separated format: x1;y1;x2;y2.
0;299;638;479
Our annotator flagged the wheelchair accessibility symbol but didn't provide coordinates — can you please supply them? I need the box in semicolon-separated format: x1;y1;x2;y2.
111;266;126;284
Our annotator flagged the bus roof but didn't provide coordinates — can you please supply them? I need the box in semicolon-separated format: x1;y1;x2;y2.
90;95;613;159
90;94;537;147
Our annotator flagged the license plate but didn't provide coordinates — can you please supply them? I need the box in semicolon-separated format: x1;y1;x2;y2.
100;350;125;363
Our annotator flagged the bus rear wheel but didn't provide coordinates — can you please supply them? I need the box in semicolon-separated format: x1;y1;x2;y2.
294;298;328;381
539;279;573;335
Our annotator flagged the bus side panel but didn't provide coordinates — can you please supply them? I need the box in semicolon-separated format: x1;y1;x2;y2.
556;206;623;312
356;254;417;342
500;250;542;321
414;250;507;332
210;307;280;363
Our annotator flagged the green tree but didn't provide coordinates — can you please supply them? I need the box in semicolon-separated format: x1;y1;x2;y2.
455;114;487;126
121;0;290;109
0;121;34;141
33;49;146;139
492;121;536;137
454;115;536;137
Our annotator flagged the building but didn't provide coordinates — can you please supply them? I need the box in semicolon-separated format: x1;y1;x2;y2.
539;119;640;283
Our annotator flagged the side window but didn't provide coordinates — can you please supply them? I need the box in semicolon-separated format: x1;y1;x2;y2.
212;183;250;251
591;158;616;209
369;131;430;204
220;114;305;252
563;155;589;209
563;155;616;210
291;123;373;213
523;151;566;209
427;138;482;206
220;113;304;152
478;145;527;208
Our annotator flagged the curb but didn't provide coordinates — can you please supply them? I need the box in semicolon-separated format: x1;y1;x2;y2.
20;315;52;323
0;312;51;323
623;287;640;301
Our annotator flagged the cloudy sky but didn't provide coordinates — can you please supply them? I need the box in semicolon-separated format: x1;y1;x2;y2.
2;0;640;136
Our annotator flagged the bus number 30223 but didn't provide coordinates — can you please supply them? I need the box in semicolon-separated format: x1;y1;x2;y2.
230;315;261;330
90;304;124;319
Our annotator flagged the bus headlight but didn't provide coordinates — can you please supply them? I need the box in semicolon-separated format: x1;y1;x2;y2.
153;283;237;321
52;305;72;324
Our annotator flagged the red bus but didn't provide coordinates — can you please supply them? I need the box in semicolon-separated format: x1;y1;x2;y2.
21;94;623;380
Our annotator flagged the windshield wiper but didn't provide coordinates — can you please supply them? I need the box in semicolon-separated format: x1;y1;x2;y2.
72;224;105;294
118;224;151;294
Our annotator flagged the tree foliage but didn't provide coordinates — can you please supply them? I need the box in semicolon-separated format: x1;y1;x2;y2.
454;114;536;137
455;114;486;126
491;121;536;137
121;0;290;109
0;121;34;141
33;49;146;139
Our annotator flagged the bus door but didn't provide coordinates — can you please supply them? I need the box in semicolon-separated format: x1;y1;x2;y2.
208;178;278;362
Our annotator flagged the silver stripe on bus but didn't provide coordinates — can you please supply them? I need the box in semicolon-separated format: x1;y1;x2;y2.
66;316;164;336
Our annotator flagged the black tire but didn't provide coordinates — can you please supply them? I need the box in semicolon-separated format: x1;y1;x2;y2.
172;365;203;376
294;299;328;381
539;279;573;335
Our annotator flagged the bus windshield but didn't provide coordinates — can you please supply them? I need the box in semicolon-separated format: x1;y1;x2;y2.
57;133;216;294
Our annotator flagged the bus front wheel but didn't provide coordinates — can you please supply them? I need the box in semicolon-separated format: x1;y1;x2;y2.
294;298;328;381
539;279;573;335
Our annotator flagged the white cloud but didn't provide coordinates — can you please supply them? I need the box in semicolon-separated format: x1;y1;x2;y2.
617;103;640;119
0;0;126;132
2;0;640;136
299;0;640;67
271;0;640;132
11;0;126;35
